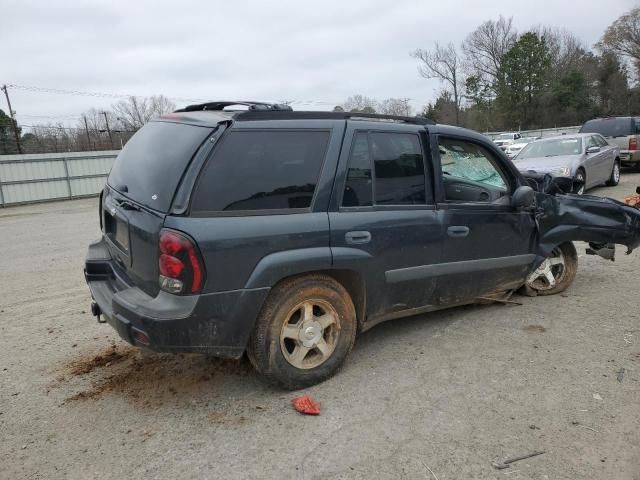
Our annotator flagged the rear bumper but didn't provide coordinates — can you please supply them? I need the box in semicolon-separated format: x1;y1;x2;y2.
620;150;640;164
84;239;270;358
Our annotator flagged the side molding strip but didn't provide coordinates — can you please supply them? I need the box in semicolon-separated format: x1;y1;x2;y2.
385;254;536;284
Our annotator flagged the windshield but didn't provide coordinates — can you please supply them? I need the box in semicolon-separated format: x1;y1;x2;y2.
108;121;212;211
516;138;582;159
580;118;633;137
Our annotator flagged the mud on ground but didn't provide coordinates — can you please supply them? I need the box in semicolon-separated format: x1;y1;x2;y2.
1;175;640;479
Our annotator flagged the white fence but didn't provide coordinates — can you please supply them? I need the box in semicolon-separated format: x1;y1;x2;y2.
485;125;581;140
0;151;118;207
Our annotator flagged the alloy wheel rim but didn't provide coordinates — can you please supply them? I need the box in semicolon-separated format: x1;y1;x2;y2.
279;300;340;369
526;247;567;291
575;173;585;195
614;163;620;183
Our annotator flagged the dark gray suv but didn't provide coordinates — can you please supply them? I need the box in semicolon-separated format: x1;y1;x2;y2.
85;101;640;389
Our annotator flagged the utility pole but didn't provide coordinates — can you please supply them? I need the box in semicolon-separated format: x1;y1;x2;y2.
101;111;113;149
1;85;23;153
82;115;93;150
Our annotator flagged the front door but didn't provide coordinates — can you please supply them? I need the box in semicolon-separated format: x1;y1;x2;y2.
329;124;444;322
434;134;537;305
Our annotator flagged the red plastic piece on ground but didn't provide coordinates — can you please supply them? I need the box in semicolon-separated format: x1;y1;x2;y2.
291;394;320;415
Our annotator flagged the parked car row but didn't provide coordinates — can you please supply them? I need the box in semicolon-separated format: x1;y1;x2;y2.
491;115;639;195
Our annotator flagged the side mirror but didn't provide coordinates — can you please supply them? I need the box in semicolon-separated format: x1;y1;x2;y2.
586;146;600;154
511;185;535;209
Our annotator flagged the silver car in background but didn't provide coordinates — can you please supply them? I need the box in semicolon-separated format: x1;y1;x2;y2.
512;133;621;194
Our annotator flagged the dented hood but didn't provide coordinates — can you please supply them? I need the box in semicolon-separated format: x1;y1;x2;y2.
535;192;640;259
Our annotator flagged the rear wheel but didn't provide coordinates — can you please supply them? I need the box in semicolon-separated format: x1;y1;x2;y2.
573;169;586;195
524;242;578;296
606;160;620;186
247;274;357;390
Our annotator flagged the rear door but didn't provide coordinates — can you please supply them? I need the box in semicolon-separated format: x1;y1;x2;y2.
434;134;537;304
593;134;616;181
584;135;608;186
104;121;213;296
329;123;444;322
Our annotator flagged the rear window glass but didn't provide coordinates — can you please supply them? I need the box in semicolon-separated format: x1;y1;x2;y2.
108;121;211;212
580;118;632;137
342;131;428;207
371;132;426;205
191;130;330;212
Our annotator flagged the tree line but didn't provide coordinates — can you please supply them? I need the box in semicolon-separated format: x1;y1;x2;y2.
336;7;640;132
0;95;175;154
2;7;639;155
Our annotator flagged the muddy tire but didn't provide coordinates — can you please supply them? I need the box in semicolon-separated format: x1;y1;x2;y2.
247;274;357;390
605;160;620;187
573;168;586;195
522;242;578;296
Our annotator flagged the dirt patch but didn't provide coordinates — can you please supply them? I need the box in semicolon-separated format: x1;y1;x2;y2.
64;344;132;376
523;324;547;333
57;344;254;406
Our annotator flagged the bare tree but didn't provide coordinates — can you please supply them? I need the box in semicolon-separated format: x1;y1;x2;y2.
112;95;176;131
378;98;413;116
340;94;378;113
598;7;640;75
536;26;586;71
412;42;463;125
462;16;517;87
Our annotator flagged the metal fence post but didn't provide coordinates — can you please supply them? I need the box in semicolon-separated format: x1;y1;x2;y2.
61;156;72;199
0;166;5;207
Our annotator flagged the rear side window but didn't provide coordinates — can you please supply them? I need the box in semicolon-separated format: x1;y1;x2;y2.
342;131;428;206
191;130;330;212
580;118;633;137
371;132;426;205
108;121;212;212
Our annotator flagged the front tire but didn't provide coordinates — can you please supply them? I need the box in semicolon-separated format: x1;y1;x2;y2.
606;160;620;186
573;169;586;195
247;274;357;390
524;242;578;296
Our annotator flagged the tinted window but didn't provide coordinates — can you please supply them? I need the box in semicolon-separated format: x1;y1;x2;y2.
586;136;598;149
342;132;373;207
580;118;633;137
191;130;329;212
370;132;426;205
108;121;212;212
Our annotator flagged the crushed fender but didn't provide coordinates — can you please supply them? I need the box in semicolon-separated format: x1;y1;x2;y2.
524;174;640;265
291;394;320;415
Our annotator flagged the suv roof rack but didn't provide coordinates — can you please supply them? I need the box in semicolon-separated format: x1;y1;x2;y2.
175;101;293;112
234;110;435;125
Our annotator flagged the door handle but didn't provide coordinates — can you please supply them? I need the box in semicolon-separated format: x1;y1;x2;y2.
447;226;469;238
345;231;371;245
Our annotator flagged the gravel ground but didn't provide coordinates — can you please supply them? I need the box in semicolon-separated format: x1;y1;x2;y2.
1;174;640;480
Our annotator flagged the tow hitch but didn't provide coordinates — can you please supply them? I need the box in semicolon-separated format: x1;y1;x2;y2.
91;301;105;323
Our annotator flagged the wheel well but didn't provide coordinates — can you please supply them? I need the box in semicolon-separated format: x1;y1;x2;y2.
271;269;366;329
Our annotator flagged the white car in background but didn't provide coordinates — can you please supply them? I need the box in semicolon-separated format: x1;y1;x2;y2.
505;137;540;158
493;132;522;151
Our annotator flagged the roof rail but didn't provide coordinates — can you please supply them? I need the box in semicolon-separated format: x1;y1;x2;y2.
234;110;435;125
175;101;293;112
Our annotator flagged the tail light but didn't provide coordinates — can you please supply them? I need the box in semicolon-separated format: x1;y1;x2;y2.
158;228;205;294
630;137;638;150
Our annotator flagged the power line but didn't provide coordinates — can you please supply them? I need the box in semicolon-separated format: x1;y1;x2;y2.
5;83;206;103
19;123;137;132
4;83;349;107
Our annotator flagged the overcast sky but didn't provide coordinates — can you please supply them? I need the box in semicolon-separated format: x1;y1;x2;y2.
1;0;636;127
